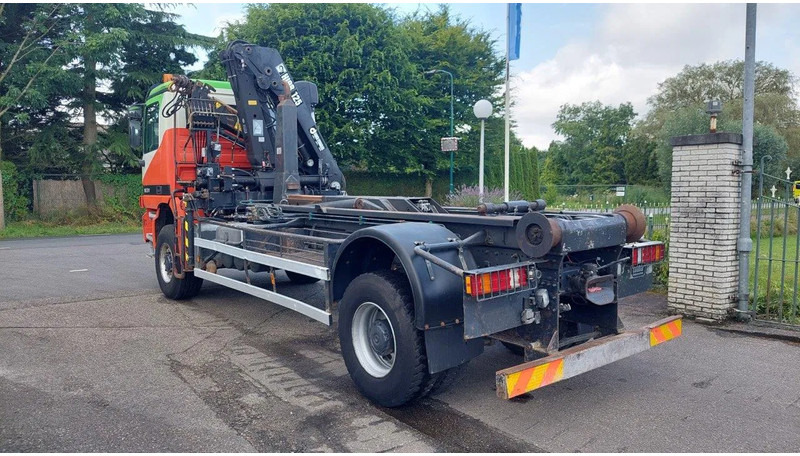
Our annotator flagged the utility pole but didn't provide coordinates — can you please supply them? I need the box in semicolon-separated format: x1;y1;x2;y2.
473;99;492;203
737;3;757;320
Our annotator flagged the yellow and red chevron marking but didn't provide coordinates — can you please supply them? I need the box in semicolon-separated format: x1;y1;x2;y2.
504;358;564;399
649;318;682;346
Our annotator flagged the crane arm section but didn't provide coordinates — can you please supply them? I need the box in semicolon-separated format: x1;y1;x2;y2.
220;40;345;192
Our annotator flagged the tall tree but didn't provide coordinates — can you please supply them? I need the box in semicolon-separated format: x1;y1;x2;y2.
641;61;798;188
647;61;794;115
202;4;511;196
61;4;205;208
622;134;659;185
201;4;423;173
0;4;73;162
399;6;505;194
546;101;636;186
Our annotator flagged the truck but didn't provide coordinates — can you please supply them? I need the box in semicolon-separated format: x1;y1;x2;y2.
128;41;681;407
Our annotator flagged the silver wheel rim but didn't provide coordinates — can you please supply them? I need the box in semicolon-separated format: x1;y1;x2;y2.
352;302;396;378
159;242;173;284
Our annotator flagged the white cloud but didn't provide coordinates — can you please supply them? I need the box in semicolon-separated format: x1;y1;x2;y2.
211;12;245;36
511;4;800;150
174;4;246;71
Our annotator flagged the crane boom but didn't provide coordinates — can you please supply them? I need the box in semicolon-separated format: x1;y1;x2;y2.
220;41;345;196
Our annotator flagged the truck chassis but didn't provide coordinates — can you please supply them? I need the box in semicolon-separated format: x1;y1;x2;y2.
132;41;681;407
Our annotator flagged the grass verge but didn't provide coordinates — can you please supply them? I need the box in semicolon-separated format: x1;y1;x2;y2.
0;219;139;240
750;235;800;323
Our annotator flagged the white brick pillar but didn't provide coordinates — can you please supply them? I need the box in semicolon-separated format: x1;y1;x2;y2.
668;133;743;321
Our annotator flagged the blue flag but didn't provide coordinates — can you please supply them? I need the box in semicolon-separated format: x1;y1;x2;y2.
508;3;521;61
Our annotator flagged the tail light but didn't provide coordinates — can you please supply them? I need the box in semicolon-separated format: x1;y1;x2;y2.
631;242;665;266
465;265;532;297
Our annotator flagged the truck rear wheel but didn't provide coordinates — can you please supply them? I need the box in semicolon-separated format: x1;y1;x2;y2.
338;271;429;407
156;224;203;300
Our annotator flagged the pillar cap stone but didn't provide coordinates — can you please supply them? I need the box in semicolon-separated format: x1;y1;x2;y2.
670;132;743;147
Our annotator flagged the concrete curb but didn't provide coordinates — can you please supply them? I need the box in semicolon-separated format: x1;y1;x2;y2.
714;322;800;344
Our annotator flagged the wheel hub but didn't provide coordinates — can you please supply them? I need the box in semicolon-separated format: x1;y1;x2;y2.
164;252;173;273
159;243;174;284
369;319;393;357
352;301;396;378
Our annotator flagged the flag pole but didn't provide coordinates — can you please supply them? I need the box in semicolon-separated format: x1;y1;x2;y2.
504;4;511;202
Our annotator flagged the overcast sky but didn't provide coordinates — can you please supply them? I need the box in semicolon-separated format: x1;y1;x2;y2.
173;2;800;150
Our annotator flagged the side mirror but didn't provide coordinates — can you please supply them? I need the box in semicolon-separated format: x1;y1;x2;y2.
128;104;143;149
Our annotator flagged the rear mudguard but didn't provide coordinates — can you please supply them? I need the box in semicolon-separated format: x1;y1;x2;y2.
332;222;484;373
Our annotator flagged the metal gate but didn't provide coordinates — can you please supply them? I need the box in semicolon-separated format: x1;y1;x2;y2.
752;157;800;325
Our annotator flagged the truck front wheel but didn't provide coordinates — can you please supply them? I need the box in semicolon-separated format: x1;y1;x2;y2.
338;271;428;407
155;224;203;300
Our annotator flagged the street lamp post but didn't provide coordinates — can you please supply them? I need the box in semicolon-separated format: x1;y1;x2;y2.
425;69;455;194
473;99;492;203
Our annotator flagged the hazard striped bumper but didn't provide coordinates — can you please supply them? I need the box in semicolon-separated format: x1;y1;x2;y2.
496;315;682;399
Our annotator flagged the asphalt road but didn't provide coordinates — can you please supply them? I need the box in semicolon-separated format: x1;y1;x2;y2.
2;233;800;452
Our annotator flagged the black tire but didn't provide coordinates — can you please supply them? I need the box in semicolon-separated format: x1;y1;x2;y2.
285;270;320;285
155;224;203;300
338;271;430;407
420;365;465;398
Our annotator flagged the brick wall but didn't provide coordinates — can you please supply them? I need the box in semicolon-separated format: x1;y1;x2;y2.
668;133;743;320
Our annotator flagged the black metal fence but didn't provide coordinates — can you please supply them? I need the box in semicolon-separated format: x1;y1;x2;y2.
751;159;800;326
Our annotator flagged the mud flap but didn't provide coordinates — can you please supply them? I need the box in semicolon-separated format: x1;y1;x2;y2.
424;325;484;374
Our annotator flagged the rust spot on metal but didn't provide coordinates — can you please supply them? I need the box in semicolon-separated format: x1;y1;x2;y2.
614;204;646;242
549;218;562;246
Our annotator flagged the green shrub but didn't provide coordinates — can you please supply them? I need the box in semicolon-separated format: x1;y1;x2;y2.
751;211;798;237
97;173;142;221
650;229;670;287
0;161;30;221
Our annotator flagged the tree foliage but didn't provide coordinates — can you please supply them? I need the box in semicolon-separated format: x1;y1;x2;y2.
652;104;788;190
544;101;636;186
641;60;799;188
201;4;516;194
0;4;71;127
2;3;536;214
400;7;505;178
0;4;206;211
647;60;795;114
